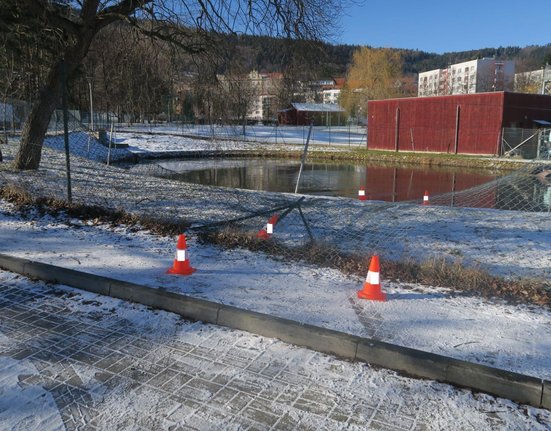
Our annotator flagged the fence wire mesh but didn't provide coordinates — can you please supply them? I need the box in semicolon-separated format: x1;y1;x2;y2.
502;127;551;159
1;114;550;301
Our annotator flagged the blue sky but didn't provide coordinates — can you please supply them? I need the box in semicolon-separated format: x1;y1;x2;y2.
335;0;551;53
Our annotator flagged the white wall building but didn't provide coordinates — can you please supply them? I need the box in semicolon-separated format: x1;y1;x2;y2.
321;88;340;104
418;58;515;97
320;78;345;105
246;70;283;121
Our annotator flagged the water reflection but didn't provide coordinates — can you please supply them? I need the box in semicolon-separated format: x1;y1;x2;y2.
133;158;551;211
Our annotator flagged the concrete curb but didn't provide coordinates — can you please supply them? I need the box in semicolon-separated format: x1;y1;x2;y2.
0;253;547;410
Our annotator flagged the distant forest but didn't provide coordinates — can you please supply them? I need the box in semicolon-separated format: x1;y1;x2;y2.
231;34;551;77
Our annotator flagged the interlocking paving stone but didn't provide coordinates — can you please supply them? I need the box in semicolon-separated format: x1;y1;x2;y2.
1;272;550;430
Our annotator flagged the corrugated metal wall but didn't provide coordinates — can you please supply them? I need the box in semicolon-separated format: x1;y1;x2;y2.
368;93;506;155
368;92;551;154
368;92;551;155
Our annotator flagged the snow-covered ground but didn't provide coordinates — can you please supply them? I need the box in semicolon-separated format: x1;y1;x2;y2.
43;126;363;166
8;133;551;283
117;124;368;147
0;200;550;383
2;270;549;430
117;131;265;155
42;124;366;165
2;130;551;428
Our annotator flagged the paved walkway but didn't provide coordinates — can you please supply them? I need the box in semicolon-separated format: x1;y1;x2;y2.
1;271;549;430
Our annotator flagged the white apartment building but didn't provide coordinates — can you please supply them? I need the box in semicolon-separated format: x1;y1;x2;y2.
418;58;515;97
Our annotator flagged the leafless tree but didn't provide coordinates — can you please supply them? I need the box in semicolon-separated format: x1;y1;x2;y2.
1;0;346;170
0;36;18;135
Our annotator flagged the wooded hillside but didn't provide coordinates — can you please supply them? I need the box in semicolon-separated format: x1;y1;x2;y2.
232;35;551;76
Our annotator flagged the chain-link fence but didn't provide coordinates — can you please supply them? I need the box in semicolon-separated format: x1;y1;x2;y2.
502;127;551;159
1;108;550;307
117;122;368;148
1;100;31;138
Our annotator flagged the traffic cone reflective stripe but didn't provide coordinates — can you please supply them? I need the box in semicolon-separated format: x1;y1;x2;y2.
366;269;379;286
423;190;430;205
176;249;187;261
167;234;196;276
358;187;367;201
358;255;387;301
257;214;279;239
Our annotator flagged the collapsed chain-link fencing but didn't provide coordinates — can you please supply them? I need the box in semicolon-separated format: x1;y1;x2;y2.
1;112;550;305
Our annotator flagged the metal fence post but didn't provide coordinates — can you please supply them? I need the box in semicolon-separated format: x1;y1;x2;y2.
295;122;313;194
60;60;72;203
107;121;114;166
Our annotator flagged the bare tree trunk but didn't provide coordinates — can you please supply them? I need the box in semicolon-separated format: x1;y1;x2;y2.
13;30;95;170
13;62;62;170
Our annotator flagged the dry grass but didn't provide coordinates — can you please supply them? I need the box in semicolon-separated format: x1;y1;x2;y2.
199;228;551;308
0;183;189;236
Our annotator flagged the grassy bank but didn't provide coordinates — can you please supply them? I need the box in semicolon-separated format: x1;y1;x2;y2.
266;146;539;172
200;228;551;308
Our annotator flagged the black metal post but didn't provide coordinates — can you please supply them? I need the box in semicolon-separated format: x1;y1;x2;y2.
295;122;313;194
60;60;72;203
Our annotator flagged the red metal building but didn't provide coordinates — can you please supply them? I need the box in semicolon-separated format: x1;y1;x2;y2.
367;92;551;155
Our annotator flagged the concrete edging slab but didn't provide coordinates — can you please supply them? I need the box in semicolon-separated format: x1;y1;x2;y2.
217;305;359;360
109;280;220;324
0;253;546;410
24;261;111;296
543;381;551;410
356;338;450;381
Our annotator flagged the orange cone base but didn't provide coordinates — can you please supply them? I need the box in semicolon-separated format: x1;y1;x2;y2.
167;260;196;276
256;229;271;240
357;284;387;301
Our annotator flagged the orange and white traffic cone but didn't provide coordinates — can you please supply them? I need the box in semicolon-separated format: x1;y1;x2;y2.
167;234;196;276
257;214;279;240
357;255;387;301
422;190;430;205
358;186;367;201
